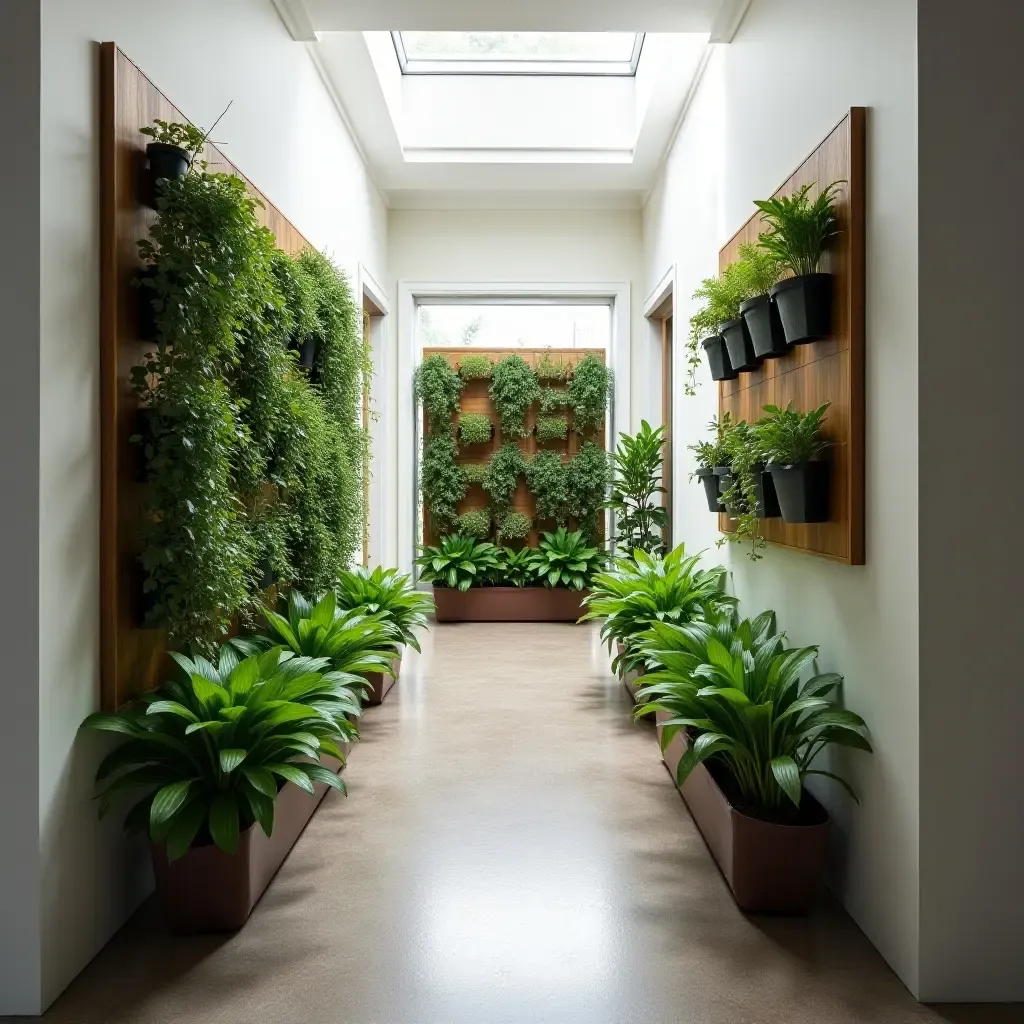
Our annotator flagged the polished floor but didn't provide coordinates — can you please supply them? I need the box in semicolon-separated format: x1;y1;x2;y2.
36;624;1017;1023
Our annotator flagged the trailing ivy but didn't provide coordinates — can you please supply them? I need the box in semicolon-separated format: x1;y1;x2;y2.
566;440;609;541
483;443;526;516
421;432;466;532
489;354;539;438
568;354;612;434
526;450;569;523
415;354;463;433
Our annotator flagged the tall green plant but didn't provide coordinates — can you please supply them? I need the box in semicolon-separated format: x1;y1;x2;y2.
526;450;569;523
754;181;843;278
566;441;609;541
415;354;463;433
568;354;612;434
483;443;526;517
489;355;539;438
421;432;467;532
607;421;667;556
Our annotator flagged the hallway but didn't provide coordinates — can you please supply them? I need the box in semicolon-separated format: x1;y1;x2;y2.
32;624;1004;1024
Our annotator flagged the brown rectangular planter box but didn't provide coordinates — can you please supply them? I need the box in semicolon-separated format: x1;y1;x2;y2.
432;586;588;623
656;710;830;913
150;755;343;934
363;654;402;706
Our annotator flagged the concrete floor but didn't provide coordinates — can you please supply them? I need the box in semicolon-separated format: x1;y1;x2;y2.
35;623;1018;1023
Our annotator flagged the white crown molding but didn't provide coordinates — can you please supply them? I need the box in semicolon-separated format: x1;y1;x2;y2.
270;0;318;42
709;0;754;43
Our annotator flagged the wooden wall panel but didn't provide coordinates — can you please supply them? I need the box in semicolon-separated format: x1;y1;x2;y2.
100;43;314;710
420;348;606;549
717;108;865;564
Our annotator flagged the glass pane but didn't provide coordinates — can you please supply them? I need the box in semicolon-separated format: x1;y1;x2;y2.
417;303;611;350
400;32;638;63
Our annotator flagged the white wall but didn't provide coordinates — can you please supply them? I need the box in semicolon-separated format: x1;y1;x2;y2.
14;0;389;1013
644;0;923;996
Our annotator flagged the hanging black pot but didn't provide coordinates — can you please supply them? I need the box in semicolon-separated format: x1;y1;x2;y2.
720;318;760;373
136;265;159;341
257;559;276;591
290;336;318;371
696;467;725;512
740;293;793;360
714;463;782;519
701;335;739;382
145;143;191;209
770;274;833;345
767;461;830;523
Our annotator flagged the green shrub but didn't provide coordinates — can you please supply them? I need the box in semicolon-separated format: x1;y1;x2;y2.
566;441;609;540
539;387;569;415
499;511;533;541
754;181;843;279
416;535;500;591
458;354;492;380
526;450;569;523
457;507;492;539
536;416;568;443
535;353;569;381
415;354;463;433
462;462;489;486
483;443;526;516
568;354;612;434
334;565;434;651
489;355;539;438
529;527;604;590
458;412;493;446
421;432;466;532
608;420;667;557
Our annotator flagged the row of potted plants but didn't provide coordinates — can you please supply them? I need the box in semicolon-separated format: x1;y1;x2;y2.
81;565;431;934
686;181;843;389
416;527;604;622
583;544;872;913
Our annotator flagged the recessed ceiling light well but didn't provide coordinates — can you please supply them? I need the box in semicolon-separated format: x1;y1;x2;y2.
391;31;645;76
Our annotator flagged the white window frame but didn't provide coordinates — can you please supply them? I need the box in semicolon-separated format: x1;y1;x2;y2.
391;31;645;77
397;281;631;578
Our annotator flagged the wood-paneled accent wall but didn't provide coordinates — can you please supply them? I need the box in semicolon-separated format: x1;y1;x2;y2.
99;43;313;710
421;348;606;549
718;107;866;564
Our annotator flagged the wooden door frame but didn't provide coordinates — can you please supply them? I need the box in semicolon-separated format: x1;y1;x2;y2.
644;267;676;551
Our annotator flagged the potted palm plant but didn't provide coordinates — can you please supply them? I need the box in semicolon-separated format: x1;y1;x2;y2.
736;241;791;360
82;645;359;933
754;181;843;345
757;402;831;523
635;609;871;913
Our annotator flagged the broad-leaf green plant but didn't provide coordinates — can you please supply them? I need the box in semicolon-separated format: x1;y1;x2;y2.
334;565;433;652
529;527;604;590
416;534;501;591
493;546;537;587
754;181;844;279
756;402;830;465
607;421;667;556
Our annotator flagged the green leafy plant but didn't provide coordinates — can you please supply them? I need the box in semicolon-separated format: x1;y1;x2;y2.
581;545;735;673
567;354;612;434
715;420;766;562
566;441;609;541
688;413;734;473
736;239;785;295
539;387;569;414
754;181;844;278
333;565;434;652
535;353;569;381
416;534;501;591
607;420;667;556
489;355;539;438
415;354;463;433
462;462;489;487
421;432;467;532
458;507;492;539
494;546;537;587
458;354;492;380
756;402;830;464
529;527;604;590
458;412;493;446
483;443;526;517
498;511;533;542
536;416;569;443
139;118;208;159
634;610;871;811
81;645;356;860
685;265;751;396
526;450;569;523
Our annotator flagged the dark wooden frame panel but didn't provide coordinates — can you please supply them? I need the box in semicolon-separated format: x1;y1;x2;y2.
717;107;866;565
99;43;314;710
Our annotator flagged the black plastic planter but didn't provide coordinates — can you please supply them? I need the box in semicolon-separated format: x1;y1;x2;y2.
721;318;760;373
291;337;317;370
696;467;725;512
146;143;190;208
770;274;833;345
714;464;782;519
257;560;276;591
768;461;830;523
740;294;792;360
701;335;739;382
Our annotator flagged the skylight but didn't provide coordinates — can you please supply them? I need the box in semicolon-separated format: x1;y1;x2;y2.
392;32;645;76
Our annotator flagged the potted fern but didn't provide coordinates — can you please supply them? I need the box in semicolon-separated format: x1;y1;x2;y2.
736;240;790;360
688;414;733;513
692;263;759;375
754;181;843;345
758;402;831;523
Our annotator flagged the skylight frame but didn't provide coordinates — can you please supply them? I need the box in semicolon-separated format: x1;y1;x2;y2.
391;31;646;77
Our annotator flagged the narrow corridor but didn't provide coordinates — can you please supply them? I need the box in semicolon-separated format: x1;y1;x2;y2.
34;625;1009;1023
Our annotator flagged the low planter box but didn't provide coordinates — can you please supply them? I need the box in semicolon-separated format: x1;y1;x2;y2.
432;586;588;623
150;754;343;934
363;654;402;706
656;710;830;913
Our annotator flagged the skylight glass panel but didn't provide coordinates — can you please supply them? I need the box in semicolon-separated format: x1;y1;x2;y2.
393;32;644;76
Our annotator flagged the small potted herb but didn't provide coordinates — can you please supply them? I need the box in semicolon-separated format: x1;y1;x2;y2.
754;181;843;345
758;402;831;522
458;354;492;380
692;264;759;376
688;414;733;512
535;415;569;443
139;119;206;198
736;241;790;359
687;305;735;388
458;412;494;446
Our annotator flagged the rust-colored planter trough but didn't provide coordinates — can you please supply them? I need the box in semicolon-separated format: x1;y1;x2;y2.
656;710;830;913
363;654;402;706
432;586;588;623
150;755;343;934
